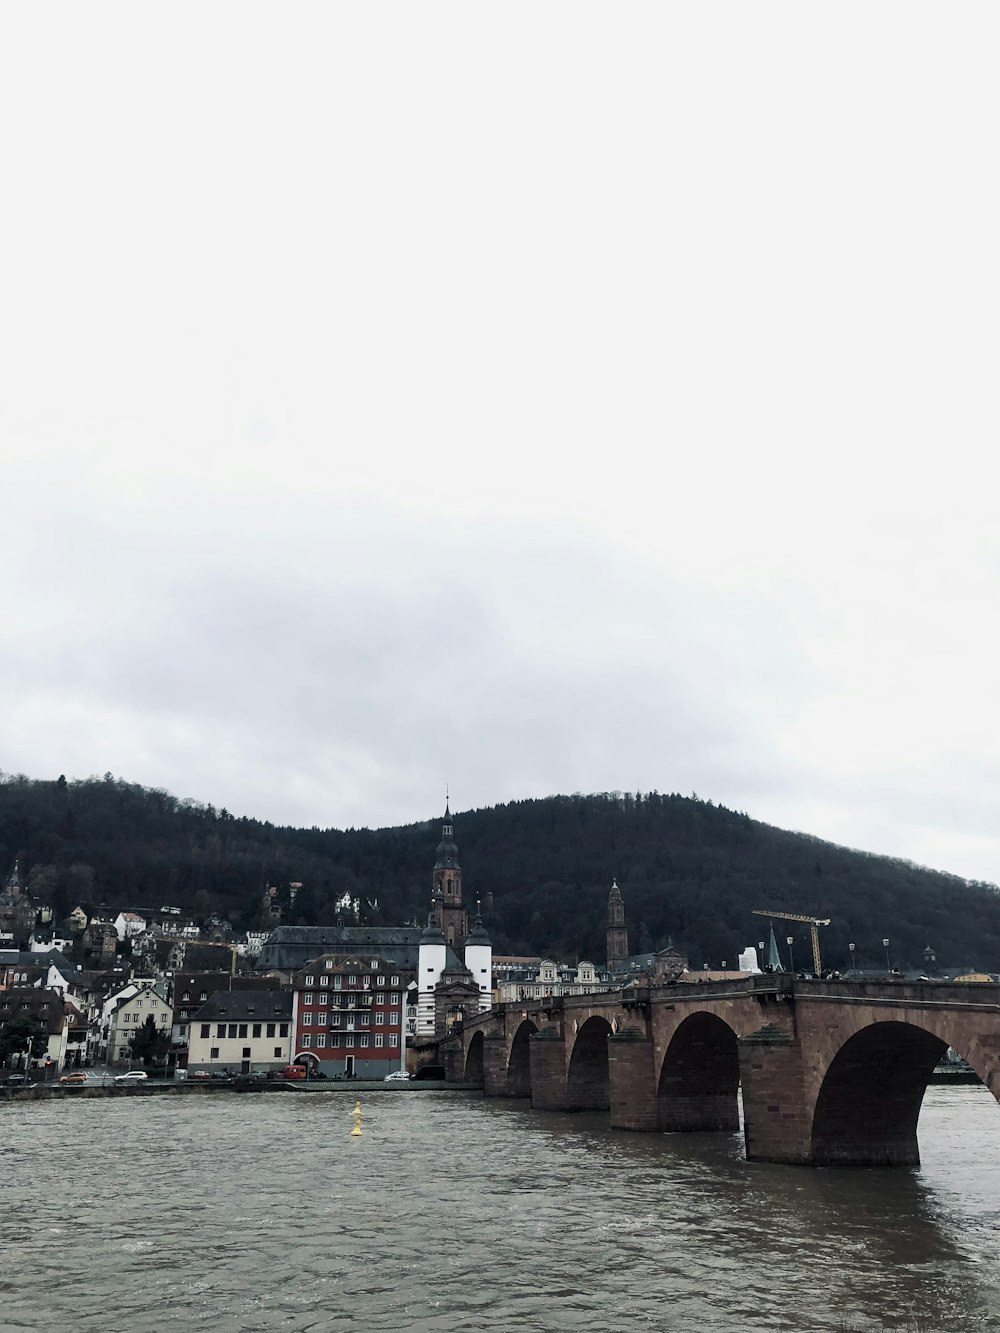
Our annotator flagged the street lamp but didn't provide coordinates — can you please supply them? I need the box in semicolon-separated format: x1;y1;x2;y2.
883;938;891;974
848;942;855;975
758;941;766;974
787;936;795;974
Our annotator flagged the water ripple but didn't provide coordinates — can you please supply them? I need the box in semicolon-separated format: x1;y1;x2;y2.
2;1087;1000;1330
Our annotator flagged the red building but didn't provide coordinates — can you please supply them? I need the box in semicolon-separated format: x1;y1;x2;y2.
291;953;416;1078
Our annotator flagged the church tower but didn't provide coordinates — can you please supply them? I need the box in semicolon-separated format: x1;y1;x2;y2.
606;877;628;974
432;804;467;950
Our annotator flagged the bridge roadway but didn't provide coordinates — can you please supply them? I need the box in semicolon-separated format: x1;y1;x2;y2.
435;975;1000;1167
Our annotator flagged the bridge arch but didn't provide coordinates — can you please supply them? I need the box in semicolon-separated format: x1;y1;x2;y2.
464;1030;485;1086
566;1016;613;1111
657;1011;740;1133
816;1018;981;1167
507;1019;538;1097
811;1020;951;1167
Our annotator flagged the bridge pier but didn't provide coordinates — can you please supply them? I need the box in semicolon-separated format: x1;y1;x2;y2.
608;1029;658;1130
529;1027;570;1110
738;1028;812;1165
482;1034;511;1098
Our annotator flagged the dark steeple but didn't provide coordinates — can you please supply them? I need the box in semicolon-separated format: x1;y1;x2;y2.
465;899;491;947
434;803;460;872
432;802;467;950
607;876;628;974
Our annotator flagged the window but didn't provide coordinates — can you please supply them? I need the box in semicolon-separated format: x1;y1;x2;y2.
199;991;207;1001
333;975;342;990
385;1034;397;1048
252;1024;261;1038
348;975;357;989
375;1033;384;1048
302;1034;313;1048
359;1014;370;1027
369;959;378;968
201;1024;210;1039
316;1032;326;1047
228;1024;238;1039
303;1013;313;1026
210;1047;220;1058
317;993;328;1007
325;960;333;970
363;976;371;989
266;1023;275;1038
279;1024;288;1037
319;974;329;987
390;1011;400;1024
360;1035;370;1048
182;991;191;1002
304;975;314;986
238;1024;248;1038
242;1047;251;1058
303;993;313;1005
389;992;399;1003
375;976;384;988
274;1046;282;1057
390;976;399;987
216;1024;226;1038
330;1033;341;1048
179;1025;188;1037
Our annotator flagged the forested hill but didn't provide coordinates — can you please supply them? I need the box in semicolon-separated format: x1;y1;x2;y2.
2;772;999;974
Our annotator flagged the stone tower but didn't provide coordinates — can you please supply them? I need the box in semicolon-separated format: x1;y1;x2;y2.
432;804;467;950
606;877;628;974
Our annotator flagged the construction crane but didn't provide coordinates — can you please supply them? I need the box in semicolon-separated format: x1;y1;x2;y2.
753;909;831;976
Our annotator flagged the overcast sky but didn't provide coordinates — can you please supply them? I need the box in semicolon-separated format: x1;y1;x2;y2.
2;5;998;885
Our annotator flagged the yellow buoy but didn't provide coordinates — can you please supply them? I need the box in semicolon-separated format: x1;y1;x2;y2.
351;1100;362;1136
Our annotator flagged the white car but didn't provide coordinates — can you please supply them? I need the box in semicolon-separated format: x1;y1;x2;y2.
383;1070;412;1082
114;1070;149;1084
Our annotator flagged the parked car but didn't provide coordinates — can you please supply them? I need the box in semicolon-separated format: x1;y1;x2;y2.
60;1072;88;1086
114;1070;148;1084
384;1070;412;1082
1;1073;36;1088
188;1070;211;1081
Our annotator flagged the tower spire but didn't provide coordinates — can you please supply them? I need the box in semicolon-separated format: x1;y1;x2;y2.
432;801;466;949
607;876;628;974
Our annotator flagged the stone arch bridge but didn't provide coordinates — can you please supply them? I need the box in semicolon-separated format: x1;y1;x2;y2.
433;975;1000;1167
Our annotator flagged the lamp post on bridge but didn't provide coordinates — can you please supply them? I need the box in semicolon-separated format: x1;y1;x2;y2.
883;938;891;975
848;942;855;976
758;941;765;974
787;936;795;974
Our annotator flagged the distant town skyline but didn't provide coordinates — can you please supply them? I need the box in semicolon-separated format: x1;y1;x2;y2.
3;7;998;887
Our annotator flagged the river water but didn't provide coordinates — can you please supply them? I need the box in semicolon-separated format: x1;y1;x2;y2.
3;1084;1000;1333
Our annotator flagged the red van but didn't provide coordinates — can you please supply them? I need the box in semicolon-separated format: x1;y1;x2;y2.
281;1064;307;1080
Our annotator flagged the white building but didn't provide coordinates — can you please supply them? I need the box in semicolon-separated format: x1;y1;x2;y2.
186;990;293;1074
113;911;148;941
102;983;172;1064
496;958;607;1003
